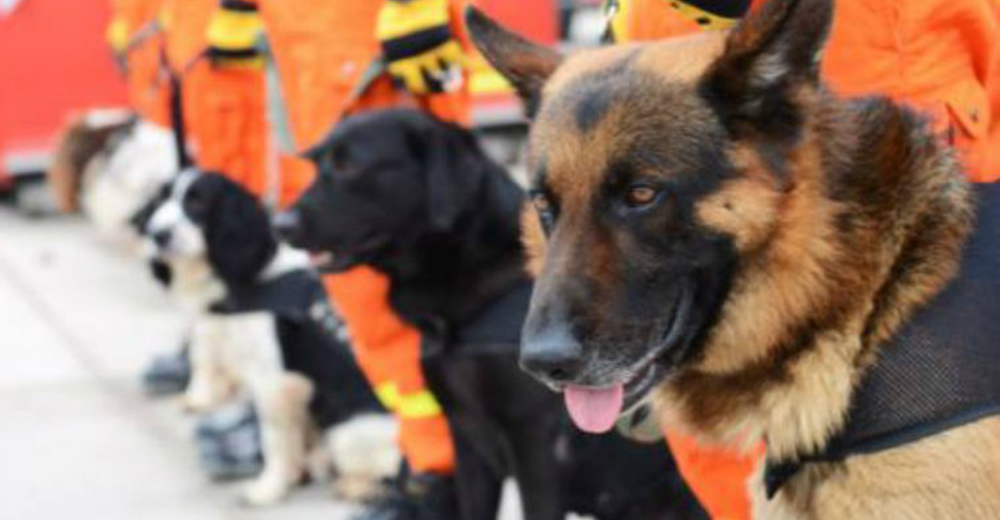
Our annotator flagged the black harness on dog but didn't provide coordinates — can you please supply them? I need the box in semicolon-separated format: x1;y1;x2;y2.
418;279;534;358
211;269;382;428
764;183;1000;498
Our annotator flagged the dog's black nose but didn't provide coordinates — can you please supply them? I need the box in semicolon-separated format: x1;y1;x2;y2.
151;230;171;248
520;322;586;385
272;210;302;242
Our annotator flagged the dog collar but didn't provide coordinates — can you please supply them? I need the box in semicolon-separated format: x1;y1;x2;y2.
765;182;1000;499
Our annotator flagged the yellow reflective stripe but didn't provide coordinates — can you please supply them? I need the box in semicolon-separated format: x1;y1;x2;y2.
374;382;444;419
375;382;401;410
206;9;262;51
610;0;632;42
470;68;513;95
661;0;740;30
376;0;450;41
211;56;265;70
157;8;172;32
106;18;130;53
396;390;443;419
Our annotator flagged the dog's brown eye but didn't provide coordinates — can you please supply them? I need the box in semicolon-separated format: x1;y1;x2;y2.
532;192;552;213
625;185;658;207
530;190;557;235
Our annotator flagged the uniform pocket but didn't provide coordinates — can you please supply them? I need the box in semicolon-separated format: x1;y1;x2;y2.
944;78;989;147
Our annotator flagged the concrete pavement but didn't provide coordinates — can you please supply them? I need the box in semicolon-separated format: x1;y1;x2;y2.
0;207;359;519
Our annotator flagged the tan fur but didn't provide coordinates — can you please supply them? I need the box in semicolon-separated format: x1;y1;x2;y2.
521;203;546;277
753;417;1000;520
690;132;853;378
654;93;988;516
530;38;727;210
524;36;987;507
695;176;782;264
466;3;1000;518
186;312;315;506
47;110;135;213
543;32;726;97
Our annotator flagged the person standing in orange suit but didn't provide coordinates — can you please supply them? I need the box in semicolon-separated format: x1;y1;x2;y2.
106;0;171;127
257;1;471;518
173;0;270;196
617;0;1000;181
611;1;1000;519
109;0;271;193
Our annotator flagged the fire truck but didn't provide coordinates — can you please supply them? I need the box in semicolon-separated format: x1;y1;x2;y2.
0;0;602;213
0;0;126;213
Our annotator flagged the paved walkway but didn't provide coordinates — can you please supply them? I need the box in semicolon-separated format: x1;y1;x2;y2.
0;208;358;519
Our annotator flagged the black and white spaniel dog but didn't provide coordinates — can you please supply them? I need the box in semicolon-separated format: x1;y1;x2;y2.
144;169;396;505
48;110;178;247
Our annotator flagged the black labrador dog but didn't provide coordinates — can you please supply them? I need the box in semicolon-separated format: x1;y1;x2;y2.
275;109;706;520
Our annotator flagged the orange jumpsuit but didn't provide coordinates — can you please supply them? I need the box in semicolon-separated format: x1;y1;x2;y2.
158;0;270;196
107;0;171;127
258;0;471;474
621;0;1000;180
618;1;1000;519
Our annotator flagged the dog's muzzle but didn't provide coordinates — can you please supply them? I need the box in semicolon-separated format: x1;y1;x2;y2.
520;322;586;389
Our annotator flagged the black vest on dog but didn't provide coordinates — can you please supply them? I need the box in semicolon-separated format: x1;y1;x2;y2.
765;183;1000;498
211;269;383;428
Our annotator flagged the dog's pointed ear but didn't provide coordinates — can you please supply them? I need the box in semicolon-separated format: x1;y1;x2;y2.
465;6;562;116
700;0;833;135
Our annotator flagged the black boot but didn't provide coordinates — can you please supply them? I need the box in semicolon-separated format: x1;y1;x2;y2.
350;464;458;520
141;343;191;396
194;399;264;481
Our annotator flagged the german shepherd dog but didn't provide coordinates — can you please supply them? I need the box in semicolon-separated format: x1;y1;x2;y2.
274;109;707;520
467;0;1000;518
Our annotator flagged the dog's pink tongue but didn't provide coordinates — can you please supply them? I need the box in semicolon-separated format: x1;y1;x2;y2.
564;384;624;433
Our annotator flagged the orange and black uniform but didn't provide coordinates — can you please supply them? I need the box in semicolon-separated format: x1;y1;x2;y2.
257;0;471;475
107;0;171;127
614;1;1000;519
118;0;467;477
109;0;270;192
616;0;1000;180
176;0;270;196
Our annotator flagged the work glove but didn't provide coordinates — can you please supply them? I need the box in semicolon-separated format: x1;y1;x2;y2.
660;0;751;30
105;15;132;71
376;0;465;94
607;0;752;42
205;0;264;69
106;16;130;56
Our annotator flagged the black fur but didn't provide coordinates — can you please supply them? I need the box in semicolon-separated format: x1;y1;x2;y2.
279;109;706;520
698;0;833;140
131;184;174;287
152;170;382;431
464;6;562;118
192;174;278;291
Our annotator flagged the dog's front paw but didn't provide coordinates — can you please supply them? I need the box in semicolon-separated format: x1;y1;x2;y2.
181;392;213;414
331;475;386;503
241;477;289;507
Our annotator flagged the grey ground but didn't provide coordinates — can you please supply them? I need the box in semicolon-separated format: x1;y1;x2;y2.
0;207;528;519
0;207;510;520
0;207;363;519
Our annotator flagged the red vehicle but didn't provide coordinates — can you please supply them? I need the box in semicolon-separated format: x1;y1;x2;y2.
0;0;561;211
0;0;126;212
